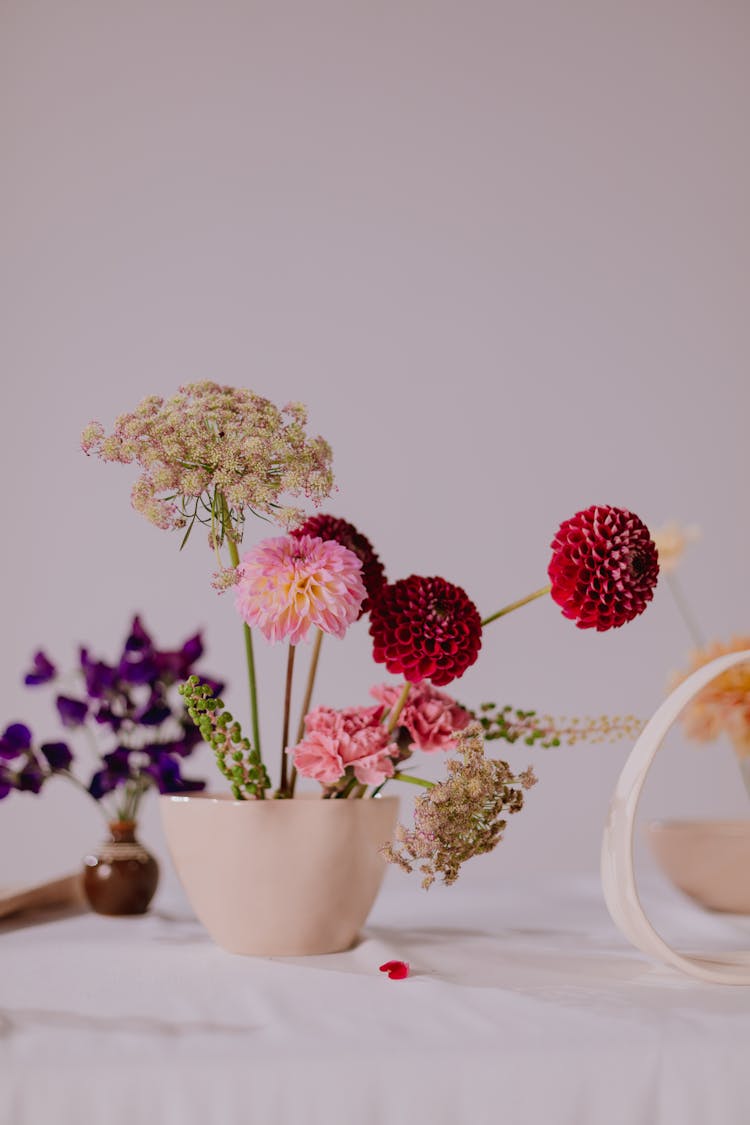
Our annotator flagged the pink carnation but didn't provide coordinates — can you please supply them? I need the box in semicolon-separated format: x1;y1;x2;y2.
234;534;366;645
370;683;472;752
290;730;345;785
290;705;397;787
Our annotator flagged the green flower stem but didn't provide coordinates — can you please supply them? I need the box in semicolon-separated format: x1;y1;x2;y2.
665;572;705;648
481;584;552;627
278;644;296;796
225;530;262;760
289;628;325;797
385;682;412;735
393;772;435;789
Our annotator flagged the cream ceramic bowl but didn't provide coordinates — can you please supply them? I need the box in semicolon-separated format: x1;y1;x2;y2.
647;819;750;914
161;793;399;956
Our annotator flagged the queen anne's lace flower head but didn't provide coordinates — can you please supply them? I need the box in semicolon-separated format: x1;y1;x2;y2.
548;505;659;631
82;384;335;542
234;535;366;645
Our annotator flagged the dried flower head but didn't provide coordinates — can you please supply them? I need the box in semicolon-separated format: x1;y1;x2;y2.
671;637;750;757
382;723;536;888
291;514;386;616
475;702;642;748
82;384;335;545
234;534;366;645
652;522;701;575
369;575;483;686
548;505;659;631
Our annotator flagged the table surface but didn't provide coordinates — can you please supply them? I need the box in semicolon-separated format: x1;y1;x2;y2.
2;870;750;1125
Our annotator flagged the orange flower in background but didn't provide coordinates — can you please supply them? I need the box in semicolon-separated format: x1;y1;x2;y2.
672;636;750;757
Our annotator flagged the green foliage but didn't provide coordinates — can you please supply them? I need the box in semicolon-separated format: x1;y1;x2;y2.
179;676;271;800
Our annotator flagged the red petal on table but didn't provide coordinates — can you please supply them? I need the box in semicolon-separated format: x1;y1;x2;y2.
379;960;410;980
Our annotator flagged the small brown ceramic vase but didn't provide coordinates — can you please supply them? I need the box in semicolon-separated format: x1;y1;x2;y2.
83;821;159;916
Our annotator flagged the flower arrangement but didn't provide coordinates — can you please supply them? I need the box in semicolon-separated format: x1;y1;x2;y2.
0;616;220;822
82;383;660;886
653;520;750;780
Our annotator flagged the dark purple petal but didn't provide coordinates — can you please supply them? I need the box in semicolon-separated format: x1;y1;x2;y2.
143;752;206;794
180;722;203;750
40;741;73;771
180;632;204;665
80;649;117;699
0;723;32;759
24;650;57;686
141;738;188;760
117;654;159;686
135;698;172;727
56;696;89;728
94;704;123;732
88;769;117;800
173;776;206;793
0;765;14;798
124;615;153;654
17;758;44;794
102;748;132;777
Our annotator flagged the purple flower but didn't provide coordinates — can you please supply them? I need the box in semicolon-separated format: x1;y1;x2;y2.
135;697;172;727
117;651;159;686
124;615;153;653
79;649;117;699
16;758;44;794
0;723;32;759
40;741;73;771
87;747;132;799
24;651;57;686
144;751;206;794
56;696;89;728
155;632;205;682
0;766;13;799
94;704;123;731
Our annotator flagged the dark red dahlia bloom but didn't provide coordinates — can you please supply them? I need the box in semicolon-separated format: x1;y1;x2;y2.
548;505;659;631
369;575;482;686
292;514;386;617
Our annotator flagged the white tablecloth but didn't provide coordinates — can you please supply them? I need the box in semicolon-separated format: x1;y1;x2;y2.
2;871;749;1125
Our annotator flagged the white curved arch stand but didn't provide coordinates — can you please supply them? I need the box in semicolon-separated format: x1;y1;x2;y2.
602;649;750;984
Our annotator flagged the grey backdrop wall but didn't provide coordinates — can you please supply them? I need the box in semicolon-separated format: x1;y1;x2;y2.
2;0;748;893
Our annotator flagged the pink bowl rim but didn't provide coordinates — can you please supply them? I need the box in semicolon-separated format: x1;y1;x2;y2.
648;818;750;836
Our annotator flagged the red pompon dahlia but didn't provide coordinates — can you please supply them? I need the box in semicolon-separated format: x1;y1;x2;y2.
292;514;386;616
369;575;482;686
548;505;659;631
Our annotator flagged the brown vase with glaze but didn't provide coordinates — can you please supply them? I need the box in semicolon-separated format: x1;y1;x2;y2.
83;820;159;915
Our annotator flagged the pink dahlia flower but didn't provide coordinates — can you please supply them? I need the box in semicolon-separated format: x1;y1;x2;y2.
370;682;472;752
234;534;366;645
548;505;659;631
290;705;397;787
291;514;386;617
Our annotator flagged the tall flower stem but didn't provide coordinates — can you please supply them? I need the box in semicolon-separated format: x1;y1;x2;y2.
225;529;262;759
481;584;551;627
386;682;412;735
665;573;705;648
279;644;296;796
289;629;325;797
